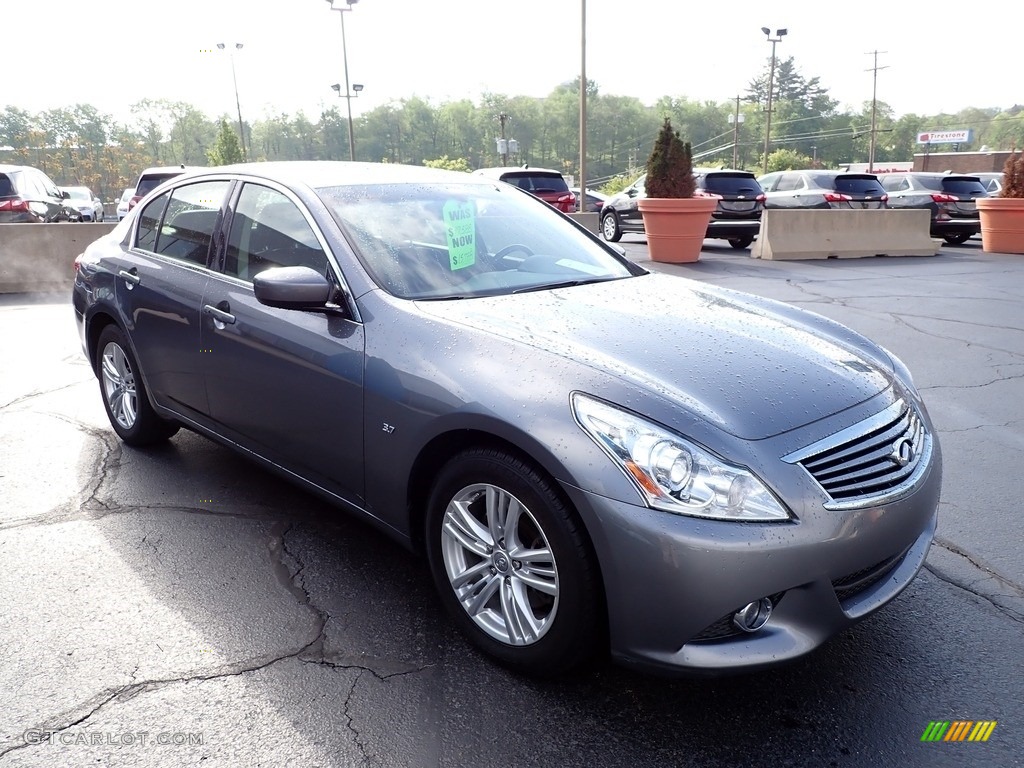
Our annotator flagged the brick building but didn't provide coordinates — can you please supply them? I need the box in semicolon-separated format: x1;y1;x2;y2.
914;150;1013;173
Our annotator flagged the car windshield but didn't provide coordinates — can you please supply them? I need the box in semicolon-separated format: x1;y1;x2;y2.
827;175;886;195
318;181;637;299
66;188;91;201
499;173;570;194
939;178;987;196
700;173;763;196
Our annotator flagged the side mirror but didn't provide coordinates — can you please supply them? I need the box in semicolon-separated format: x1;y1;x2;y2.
61;190;71;199
626;188;637;198
253;266;333;309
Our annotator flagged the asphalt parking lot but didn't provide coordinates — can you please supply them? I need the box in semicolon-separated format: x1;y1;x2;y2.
1;237;1022;767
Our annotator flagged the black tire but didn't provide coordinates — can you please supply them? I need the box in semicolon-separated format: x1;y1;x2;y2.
728;236;754;250
425;448;602;677
601;212;622;242
943;233;971;245
95;325;179;446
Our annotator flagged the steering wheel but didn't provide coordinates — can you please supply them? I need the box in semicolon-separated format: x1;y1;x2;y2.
493;244;536;259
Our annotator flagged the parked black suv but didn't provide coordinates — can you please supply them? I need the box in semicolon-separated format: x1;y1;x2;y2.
0;164;79;223
600;169;765;249
878;172;988;245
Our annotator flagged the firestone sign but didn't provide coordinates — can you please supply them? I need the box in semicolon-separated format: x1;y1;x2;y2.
917;129;973;145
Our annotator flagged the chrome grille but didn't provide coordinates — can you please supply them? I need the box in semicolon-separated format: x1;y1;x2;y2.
785;399;931;509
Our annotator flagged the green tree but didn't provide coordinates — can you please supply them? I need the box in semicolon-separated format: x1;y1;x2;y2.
207;119;244;166
424;155;471;172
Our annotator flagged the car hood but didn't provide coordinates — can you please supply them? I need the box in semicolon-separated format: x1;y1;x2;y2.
414;274;895;440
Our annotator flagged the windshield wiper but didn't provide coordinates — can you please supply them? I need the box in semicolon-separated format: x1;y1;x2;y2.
512;277;617;294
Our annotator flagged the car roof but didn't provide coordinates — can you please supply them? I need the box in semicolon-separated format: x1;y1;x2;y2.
473;166;564;178
165;161;500;189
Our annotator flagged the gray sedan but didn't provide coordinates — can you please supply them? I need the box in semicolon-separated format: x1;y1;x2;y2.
72;161;941;678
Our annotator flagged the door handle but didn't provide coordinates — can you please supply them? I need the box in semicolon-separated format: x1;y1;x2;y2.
118;268;140;289
203;304;236;327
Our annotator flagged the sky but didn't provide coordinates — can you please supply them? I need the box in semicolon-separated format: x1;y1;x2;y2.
5;0;1016;130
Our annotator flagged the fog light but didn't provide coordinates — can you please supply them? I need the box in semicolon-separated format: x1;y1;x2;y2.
732;598;773;633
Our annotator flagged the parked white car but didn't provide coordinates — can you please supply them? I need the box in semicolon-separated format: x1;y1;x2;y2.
116;188;134;221
60;186;103;221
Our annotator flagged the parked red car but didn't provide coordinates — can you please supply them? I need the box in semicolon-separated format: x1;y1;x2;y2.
473;166;576;213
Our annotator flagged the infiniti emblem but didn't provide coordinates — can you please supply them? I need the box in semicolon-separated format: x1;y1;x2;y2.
890;438;915;467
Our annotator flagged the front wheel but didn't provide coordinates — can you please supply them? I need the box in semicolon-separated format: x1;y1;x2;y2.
943;233;971;245
601;212;622;242
96;325;179;446
425;448;602;676
728;236;754;249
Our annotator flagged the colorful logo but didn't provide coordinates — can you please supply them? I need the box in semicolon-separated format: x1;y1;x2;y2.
921;721;997;742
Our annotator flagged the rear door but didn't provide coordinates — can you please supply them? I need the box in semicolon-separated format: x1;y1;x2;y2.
111;178;231;419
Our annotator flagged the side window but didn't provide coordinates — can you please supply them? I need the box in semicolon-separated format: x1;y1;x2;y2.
153;181;229;266
776;174;800;192
135;191;171;253
224;184;329;281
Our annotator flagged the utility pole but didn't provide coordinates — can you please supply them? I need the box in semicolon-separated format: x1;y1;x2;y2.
730;95;743;168
497;112;510;165
866;50;888;173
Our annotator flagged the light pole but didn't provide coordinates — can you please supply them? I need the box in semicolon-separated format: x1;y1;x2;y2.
330;82;364;160
216;42;247;161
325;0;360;161
760;26;787;175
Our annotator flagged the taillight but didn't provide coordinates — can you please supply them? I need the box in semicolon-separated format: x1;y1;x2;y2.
756;194;766;203
0;198;30;212
128;195;142;210
823;192;852;203
556;193;575;211
881;194;889;202
73;253;83;273
931;193;958;203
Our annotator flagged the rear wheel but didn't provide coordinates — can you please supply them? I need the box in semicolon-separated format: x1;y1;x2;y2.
601;212;622;242
728;236;754;249
426;448;602;676
96;325;179;446
943;233;971;245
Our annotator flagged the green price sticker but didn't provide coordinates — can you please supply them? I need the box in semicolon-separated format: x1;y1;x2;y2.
442;200;476;271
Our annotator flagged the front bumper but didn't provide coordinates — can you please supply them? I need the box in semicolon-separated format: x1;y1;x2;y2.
560;438;941;676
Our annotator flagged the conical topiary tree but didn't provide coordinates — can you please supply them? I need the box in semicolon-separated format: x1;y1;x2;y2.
1000;150;1024;198
645;117;696;199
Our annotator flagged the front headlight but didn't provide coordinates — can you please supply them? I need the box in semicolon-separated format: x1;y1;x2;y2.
572;393;791;522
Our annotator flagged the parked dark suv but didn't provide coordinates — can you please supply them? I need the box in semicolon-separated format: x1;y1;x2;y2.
758;170;888;210
472;167;576;213
878;172;988;245
600;169;765;249
0;164;79;223
127;165;192;213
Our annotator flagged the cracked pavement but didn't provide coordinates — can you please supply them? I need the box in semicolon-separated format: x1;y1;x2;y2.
1;239;1022;767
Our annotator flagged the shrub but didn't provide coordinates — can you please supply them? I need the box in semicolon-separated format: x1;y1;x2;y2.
645;117;696;198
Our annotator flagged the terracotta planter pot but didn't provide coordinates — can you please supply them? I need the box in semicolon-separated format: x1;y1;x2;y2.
637;196;718;263
977;197;1024;254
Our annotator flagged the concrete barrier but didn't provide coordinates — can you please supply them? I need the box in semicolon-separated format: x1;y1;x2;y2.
752;209;941;260
567;211;600;234
1;223;117;293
